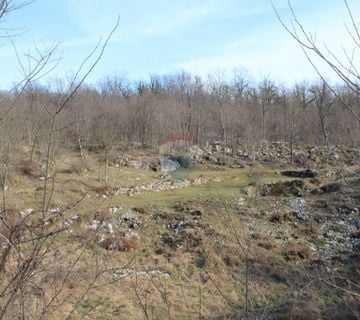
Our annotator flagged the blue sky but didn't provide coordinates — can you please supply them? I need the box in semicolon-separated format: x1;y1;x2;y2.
1;0;359;88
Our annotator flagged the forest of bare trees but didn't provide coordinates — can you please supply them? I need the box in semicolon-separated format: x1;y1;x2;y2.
1;72;359;156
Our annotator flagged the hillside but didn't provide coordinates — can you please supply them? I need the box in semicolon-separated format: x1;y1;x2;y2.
0;143;358;319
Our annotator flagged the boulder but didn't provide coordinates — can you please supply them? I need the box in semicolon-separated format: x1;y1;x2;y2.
160;157;180;172
175;156;196;169
290;198;308;221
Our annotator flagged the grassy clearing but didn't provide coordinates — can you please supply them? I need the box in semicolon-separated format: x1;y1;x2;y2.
110;167;291;207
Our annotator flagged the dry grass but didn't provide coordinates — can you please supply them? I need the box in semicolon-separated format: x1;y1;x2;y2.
1;149;358;319
18;159;39;176
282;242;311;261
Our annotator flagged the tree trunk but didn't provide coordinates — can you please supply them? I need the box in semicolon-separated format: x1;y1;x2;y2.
262;103;266;142
220;103;226;142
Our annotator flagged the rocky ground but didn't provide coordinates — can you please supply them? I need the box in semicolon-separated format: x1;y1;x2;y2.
118;141;360;172
1;143;359;319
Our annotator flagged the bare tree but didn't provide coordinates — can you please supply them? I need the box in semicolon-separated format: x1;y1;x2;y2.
288;83;308;163
100;73;133;99
273;0;360;122
309;81;336;149
208;71;231;143
0;4;121;317
258;77;277;142
0;0;29;22
230;69;250;146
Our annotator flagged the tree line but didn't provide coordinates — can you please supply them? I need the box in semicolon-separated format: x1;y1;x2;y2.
1;71;358;157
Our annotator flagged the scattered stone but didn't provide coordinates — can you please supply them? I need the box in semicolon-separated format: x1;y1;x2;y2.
114;177;217;197
290;198;308;221
119;210;144;229
329;153;340;161
113;268;170;279
89;219;104;230
188;145;203;160
205;155;218;164
168;221;187;234
127;160;143;169
161;207;206;251
120;143;360;170
236;197;246;208
64;214;80;226
108;207;119;214
20;208;34;217
244;185;257;197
